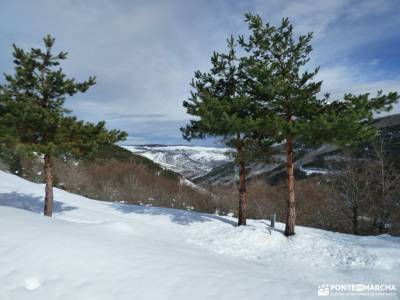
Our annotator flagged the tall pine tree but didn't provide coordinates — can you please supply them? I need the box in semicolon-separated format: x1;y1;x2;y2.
239;14;399;236
181;37;276;226
0;35;127;217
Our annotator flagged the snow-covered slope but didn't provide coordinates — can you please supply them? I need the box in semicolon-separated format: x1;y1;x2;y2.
123;145;232;179
0;171;399;299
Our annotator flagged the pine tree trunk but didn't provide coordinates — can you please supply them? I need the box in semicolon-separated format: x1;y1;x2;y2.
43;153;54;217
238;146;247;226
284;135;296;236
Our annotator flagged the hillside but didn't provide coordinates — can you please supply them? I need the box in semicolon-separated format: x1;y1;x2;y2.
0;171;399;299
0;144;218;217
123;145;232;180
195;113;400;185
116;114;400;186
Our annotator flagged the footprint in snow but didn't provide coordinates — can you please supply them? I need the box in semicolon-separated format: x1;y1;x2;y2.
24;277;42;290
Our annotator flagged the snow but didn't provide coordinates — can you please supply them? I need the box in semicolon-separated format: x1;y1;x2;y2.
300;166;328;176
0;171;399;299
123;145;232;179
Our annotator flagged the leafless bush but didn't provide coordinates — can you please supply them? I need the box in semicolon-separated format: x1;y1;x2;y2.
5;144;398;236
326;138;400;235
52;160;215;214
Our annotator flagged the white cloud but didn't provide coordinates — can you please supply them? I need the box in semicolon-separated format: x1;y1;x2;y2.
0;0;399;143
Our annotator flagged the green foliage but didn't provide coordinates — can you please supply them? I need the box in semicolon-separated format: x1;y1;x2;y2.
181;13;397;159
182;12;398;233
310;92;400;146
239;13;399;147
0;35;127;159
181;36;276;160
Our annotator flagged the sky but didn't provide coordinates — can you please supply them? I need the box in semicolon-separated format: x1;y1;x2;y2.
0;0;399;146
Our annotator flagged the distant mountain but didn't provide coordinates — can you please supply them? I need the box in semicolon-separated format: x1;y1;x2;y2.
196;113;400;185
122;114;400;186
123;145;232;180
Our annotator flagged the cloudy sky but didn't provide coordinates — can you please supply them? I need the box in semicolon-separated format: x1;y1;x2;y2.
1;0;399;145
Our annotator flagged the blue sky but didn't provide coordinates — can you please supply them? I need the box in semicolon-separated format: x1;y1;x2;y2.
1;0;399;146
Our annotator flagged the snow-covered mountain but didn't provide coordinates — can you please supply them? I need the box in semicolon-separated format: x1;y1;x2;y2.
0;170;399;299
123;145;232;180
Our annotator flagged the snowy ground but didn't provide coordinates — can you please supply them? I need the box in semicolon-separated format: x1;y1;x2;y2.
0;171;399;299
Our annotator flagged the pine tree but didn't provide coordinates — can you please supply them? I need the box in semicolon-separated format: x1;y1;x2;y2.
181;37;275;226
239;14;399;236
0;35;127;217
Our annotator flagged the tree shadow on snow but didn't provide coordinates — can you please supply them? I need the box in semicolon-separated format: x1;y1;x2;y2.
110;202;237;226
259;221;285;235
0;191;77;214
